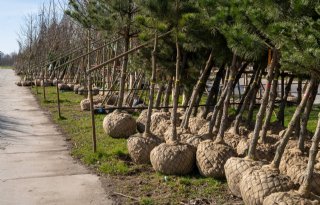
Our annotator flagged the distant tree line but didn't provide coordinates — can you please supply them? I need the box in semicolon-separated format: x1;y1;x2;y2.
0;52;17;66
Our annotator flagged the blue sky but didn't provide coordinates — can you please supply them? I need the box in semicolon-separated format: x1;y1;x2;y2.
0;0;66;54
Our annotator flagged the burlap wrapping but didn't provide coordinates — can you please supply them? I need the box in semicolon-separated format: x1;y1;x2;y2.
240;166;295;205
78;86;88;95
67;83;74;90
127;133;162;164
224;157;264;197
263;191;319;205
136;110;148;133
188;117;208;134
80;95;104;111
150;143;196;175
102;112;136;138
286;164;320;195
180;133;211;149
279;148;308;174
196;140;236;178
58;83;71;91
73;84;81;94
150;112;171;137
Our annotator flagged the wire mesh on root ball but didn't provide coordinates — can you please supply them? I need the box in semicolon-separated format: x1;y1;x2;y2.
102;111;137;139
196;140;236;178
224;157;264;197
127;132;163;164
150;142;196;175
239;165;295;205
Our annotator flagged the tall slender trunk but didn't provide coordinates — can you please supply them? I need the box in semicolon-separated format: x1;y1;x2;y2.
182;87;191;110
192;66;213;117
246;77;262;127
215;54;238;143
208;66;231;136
117;27;130;108
169;35;181;144
298;82;318;151
298;111;320;196
260;67;280;142
145;33;158;135
271;78;315;169
235;65;259;115
277;76;294;124
181;50;214;129
232;62;248;90
155;84;164;109
202;66;224;119
247;50;278;159
232;66;261;134
295;78;303;137
162;78;173;112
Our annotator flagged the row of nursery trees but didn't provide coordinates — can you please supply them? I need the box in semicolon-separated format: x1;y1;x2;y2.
15;0;320;204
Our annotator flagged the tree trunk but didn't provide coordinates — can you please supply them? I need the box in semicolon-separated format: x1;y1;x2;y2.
201;66;224;119
295;78;303;137
260;67;280;143
232;62;248;90
182;87;191;110
117;28;130;108
215;54;238;143
247;50;278;159
271;78;315;169
298;111;320;197
277;76;294;124
155;83;164;109
162;78;173;112
298;82;318;151
181;51;214;129
207;66;231;136
232;66;261;134
192;65;213;117
235;65;259;115
168;38;181;144
145;33;158;135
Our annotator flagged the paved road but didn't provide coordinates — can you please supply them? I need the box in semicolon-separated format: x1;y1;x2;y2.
0;69;112;205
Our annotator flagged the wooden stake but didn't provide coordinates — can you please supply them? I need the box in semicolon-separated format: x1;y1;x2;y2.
56;77;61;119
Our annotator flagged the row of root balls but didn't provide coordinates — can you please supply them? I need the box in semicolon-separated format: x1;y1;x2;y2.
101;110;320;205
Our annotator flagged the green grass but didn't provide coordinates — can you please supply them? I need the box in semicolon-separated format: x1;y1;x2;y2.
31;86;319;204
31;86;228;204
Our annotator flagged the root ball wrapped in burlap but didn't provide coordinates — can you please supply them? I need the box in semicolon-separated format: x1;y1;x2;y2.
80;95;104;111
180;133;211;149
73;84;81;94
150;112;171;137
78;87;88;95
279;148;308;174
240;166;295;205
263;191;319;205
224;157;264;197
150;143;196;175
16;81;22;86
58;83;70;91
67;83;74;90
103;111;136;138
127;133;163;164
136;110;158;133
196;141;236;178
188;117;208;134
286;164;320;195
